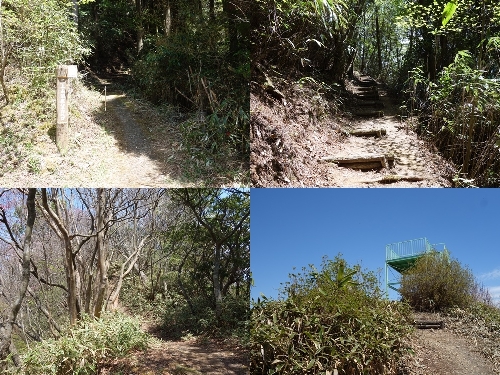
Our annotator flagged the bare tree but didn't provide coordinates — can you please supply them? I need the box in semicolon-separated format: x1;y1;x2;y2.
0;189;36;369
93;189;108;318
0;0;12;104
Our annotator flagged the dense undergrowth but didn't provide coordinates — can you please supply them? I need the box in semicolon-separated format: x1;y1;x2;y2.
251;256;414;375
132;29;250;172
120;276;250;346
2;312;149;375
409;52;500;187
0;72;57;177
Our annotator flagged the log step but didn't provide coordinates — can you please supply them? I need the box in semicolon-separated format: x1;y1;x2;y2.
356;86;378;92
354;93;380;100
359;175;430;184
413;320;444;329
356;81;377;87
356;101;384;108
320;154;394;170
349;128;386;138
358;76;377;85
353;111;384;118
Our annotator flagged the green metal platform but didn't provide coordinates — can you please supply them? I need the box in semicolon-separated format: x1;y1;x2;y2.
385;237;447;295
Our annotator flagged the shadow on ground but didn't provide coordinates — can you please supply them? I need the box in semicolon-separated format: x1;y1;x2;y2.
100;322;248;375
84;73;197;186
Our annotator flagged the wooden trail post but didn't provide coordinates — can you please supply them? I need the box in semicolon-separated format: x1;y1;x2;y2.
56;65;77;154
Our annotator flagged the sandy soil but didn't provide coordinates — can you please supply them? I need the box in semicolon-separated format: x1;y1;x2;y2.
251;73;455;187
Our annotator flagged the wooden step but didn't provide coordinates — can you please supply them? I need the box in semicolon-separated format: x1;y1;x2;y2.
356;101;384;108
320;154;394;170
354;92;380;100
356;86;378;92
353;110;384;118
356;81;377;87
349;128;386;137
413;320;444;329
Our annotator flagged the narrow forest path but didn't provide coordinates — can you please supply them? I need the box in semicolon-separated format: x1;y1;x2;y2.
0;73;198;187
250;72;455;187
95;91;174;187
84;72;193;187
100;320;248;375
321;74;452;186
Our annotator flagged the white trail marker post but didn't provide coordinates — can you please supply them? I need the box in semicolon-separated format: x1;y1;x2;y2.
56;65;77;154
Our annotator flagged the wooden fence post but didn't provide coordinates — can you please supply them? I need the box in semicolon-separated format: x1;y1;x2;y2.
56;65;77;154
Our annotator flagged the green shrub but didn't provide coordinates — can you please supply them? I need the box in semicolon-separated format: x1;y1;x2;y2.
162;297;214;339
132;27;249;167
163;295;249;340
411;51;500;187
179;98;249;165
399;250;476;312
251;256;414;375
22;312;149;375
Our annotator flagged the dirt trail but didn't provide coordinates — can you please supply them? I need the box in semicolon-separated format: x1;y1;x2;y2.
101;339;248;375
101;92;175;187
404;329;497;375
400;312;497;375
100;320;248;375
250;72;455;187
322;75;452;186
408;329;496;374
0;75;196;187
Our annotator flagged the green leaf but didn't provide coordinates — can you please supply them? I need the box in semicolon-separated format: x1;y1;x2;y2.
306;358;316;369
442;0;458;26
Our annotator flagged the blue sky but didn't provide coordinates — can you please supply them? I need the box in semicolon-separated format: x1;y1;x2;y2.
251;188;500;303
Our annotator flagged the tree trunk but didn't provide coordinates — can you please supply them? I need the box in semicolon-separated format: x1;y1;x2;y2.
164;0;172;35
71;0;79;28
107;206;147;311
177;248;196;314
0;0;11;105
0;188;36;369
375;8;382;75
136;0;144;53
93;189;108;318
40;189;81;325
0;63;8;104
213;243;223;320
209;0;215;21
222;0;238;62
